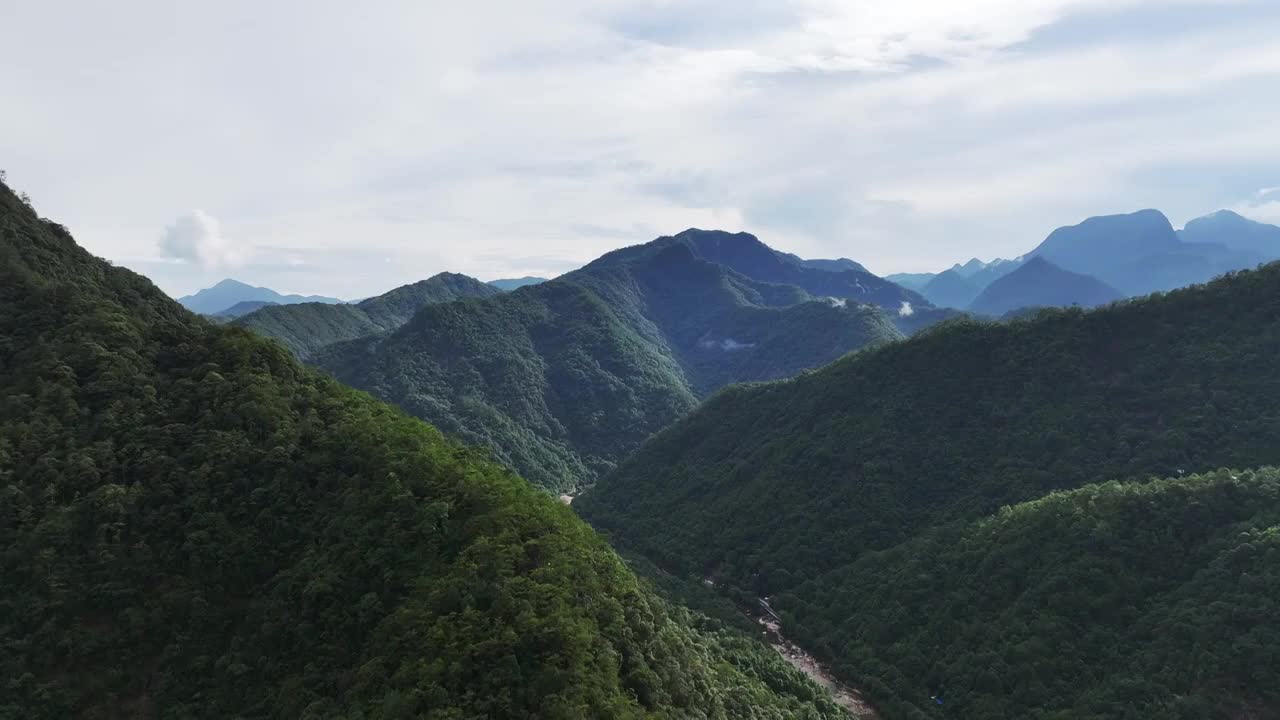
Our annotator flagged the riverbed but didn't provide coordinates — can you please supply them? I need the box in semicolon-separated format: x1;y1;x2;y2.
756;605;880;718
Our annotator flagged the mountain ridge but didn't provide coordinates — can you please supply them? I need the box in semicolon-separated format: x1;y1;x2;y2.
177;277;343;314
232;272;501;359
0;177;846;719
578;258;1280;716
968;255;1122;316
311;230;906;491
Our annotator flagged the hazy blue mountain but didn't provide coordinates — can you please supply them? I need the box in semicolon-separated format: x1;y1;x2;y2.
901;257;1023;308
1031;209;1180;272
969;255;1123;316
234;272;501;359
177;278;343;314
885;271;935;290
1027;209;1265;296
920;268;982;308
1179;209;1280;257
211;299;279;318
488;276;549;290
949;257;992;277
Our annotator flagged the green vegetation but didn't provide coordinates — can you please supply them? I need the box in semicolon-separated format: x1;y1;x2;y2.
0;180;847;719
578;263;1280;718
786;468;1280;718
316;238;904;491
233;272;500;359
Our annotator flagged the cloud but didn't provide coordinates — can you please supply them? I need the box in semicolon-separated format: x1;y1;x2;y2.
899;301;915;317
159;210;243;269
698;337;756;351
3;0;1280;296
1227;187;1280;224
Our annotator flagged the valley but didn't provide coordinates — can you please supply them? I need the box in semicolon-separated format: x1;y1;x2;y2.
8;4;1280;718
755;600;882;719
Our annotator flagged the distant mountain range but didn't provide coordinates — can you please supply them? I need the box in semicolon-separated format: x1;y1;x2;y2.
885;209;1279;315
210;299;279;318
968;255;1122;316
232;272;500;359
488;276;549;290
177;278;343;315
298;229;934;491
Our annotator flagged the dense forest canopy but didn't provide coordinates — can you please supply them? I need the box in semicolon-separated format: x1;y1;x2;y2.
0;180;847;719
312;234;906;492
232;272;500;359
578;262;1280;718
784;468;1280;718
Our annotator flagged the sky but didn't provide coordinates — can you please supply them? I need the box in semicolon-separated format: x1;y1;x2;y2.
2;0;1279;299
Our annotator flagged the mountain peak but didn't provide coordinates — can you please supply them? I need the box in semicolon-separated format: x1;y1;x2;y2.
1180;208;1280;257
969;254;1121;316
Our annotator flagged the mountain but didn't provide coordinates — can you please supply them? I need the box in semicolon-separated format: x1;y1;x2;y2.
177;278;343;314
488;276;548;291
897;258;1022;308
0;179;844;718
577;262;1280;717
1180;209;1280;257
1031;209;1181;272
789;468;1280;719
884;272;935;291
950;257;990;277
211;299;278;318
629;229;923;312
968;255;1122;316
802;258;869;273
233;272;500;359
313;232;906;491
918;268;981;308
1029;209;1264;296
773;250;871;274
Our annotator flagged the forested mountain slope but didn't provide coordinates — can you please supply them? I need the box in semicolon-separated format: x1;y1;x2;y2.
788;469;1280;719
0;181;846;719
580;264;1280;584
233;272;500;359
318;239;903;491
578;264;1280;718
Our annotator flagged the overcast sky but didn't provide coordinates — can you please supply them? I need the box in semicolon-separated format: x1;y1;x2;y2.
3;0;1279;298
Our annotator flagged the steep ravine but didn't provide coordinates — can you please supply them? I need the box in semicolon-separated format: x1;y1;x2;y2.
755;598;881;719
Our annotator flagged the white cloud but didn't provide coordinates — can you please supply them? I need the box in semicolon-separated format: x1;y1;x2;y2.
899;301;915;317
159;210;243;269
1;0;1278;295
1228;187;1280;224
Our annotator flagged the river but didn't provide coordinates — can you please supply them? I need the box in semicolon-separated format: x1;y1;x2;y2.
756;599;880;719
